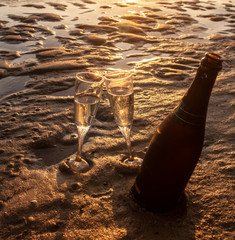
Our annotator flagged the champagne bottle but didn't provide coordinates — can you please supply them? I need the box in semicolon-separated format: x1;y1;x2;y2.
131;53;223;213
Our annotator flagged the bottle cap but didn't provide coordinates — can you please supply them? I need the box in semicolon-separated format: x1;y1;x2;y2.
202;53;223;71
207;53;222;63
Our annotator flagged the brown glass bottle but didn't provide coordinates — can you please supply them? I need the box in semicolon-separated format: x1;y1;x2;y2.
131;53;223;213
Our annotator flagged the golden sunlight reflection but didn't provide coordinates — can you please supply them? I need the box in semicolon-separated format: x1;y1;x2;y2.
123;0;138;4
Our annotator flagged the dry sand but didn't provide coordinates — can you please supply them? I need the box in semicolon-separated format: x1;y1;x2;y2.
0;0;234;239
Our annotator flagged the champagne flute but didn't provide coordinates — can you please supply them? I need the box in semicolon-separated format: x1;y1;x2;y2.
68;72;104;173
105;69;142;165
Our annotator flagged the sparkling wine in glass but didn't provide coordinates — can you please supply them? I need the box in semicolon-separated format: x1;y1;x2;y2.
105;69;142;165
68;72;104;173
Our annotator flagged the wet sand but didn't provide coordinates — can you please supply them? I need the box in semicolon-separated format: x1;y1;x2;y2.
0;0;234;239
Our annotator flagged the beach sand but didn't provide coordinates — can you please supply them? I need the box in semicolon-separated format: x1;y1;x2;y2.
0;0;234;239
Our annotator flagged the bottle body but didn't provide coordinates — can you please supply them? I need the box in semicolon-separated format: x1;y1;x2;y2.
131;53;222;212
131;109;205;212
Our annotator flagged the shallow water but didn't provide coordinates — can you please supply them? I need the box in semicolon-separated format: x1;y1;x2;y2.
0;0;234;97
0;75;30;99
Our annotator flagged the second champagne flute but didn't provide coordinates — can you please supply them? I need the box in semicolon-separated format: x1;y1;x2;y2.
105;69;142;165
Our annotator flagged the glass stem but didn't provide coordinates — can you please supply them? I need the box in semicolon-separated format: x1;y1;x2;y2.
76;125;90;161
119;126;134;161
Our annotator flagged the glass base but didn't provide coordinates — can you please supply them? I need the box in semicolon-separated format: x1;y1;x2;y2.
67;156;90;173
123;156;143;165
115;156;142;175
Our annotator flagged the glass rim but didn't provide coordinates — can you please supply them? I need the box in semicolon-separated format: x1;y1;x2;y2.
76;71;104;83
104;68;133;82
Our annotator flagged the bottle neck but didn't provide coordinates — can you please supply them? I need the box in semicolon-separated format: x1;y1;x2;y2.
172;56;222;128
182;65;219;116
